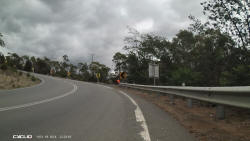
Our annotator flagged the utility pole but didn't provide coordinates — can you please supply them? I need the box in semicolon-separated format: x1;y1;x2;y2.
90;54;95;79
153;61;156;86
91;54;94;63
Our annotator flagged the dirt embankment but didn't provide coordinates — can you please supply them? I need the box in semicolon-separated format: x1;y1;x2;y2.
117;86;250;141
0;70;40;90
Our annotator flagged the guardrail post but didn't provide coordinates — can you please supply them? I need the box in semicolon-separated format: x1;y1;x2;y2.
187;99;192;108
170;95;174;105
216;105;225;119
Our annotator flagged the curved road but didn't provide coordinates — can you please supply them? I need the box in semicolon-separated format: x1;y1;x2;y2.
0;74;196;141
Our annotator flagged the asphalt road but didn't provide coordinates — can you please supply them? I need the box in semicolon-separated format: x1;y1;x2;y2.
0;74;196;141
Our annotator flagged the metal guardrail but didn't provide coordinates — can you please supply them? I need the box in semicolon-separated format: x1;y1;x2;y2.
119;83;250;119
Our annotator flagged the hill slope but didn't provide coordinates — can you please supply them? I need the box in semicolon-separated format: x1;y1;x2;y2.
0;70;40;90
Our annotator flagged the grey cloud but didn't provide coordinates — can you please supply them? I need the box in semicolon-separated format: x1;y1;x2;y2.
0;0;205;68
170;0;204;19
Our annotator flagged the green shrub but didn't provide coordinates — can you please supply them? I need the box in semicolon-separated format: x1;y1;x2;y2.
10;79;15;84
0;54;5;64
9;67;17;72
26;73;30;77
0;64;8;70
31;76;36;81
18;71;23;76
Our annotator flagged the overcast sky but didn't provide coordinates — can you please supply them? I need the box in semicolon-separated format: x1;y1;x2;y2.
0;0;205;68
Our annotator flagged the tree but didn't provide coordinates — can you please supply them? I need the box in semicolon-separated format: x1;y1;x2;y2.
118;21;249;86
125;52;141;83
78;62;90;81
69;64;77;78
192;29;236;86
220;65;250;86
62;55;69;70
112;52;127;73
188;15;209;34
188;13;250;86
171;30;196;66
7;53;23;69
89;61;110;82
24;60;32;72
78;62;88;73
123;30;164;84
50;60;60;74
62;54;69;63
58;54;70;77
201;0;250;50
0;54;5;64
36;58;50;74
170;67;201;86
0;33;5;48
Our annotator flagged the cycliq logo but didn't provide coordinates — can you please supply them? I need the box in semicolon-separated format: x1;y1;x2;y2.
13;135;32;139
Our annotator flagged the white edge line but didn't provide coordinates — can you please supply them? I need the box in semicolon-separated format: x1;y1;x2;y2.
119;90;151;141
97;84;113;90
0;83;77;112
101;85;113;89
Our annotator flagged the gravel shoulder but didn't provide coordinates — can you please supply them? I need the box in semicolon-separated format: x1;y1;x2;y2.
115;86;250;141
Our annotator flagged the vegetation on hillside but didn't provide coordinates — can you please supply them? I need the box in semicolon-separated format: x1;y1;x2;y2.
1;0;249;86
0;52;111;83
0;69;40;90
112;0;250;86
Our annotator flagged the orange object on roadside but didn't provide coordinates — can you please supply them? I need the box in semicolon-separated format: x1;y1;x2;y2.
117;79;120;84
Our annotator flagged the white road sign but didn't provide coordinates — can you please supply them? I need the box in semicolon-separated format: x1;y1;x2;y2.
149;63;159;78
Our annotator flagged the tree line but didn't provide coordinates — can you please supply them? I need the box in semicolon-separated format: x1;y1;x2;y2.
1;32;112;83
1;0;249;86
112;0;249;86
0;51;111;83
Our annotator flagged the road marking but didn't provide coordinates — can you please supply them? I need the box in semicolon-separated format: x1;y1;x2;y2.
99;84;113;90
0;83;78;112
119;90;151;141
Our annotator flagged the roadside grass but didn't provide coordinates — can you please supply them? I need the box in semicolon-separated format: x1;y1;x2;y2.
0;69;41;90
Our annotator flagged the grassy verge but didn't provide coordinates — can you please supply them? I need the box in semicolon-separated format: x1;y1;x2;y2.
0;69;41;90
116;86;250;141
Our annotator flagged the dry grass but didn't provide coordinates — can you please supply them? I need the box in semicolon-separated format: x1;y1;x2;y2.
116;86;250;141
0;70;40;90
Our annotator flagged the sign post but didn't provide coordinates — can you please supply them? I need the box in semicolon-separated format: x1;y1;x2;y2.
149;63;159;85
67;71;71;77
96;73;101;82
